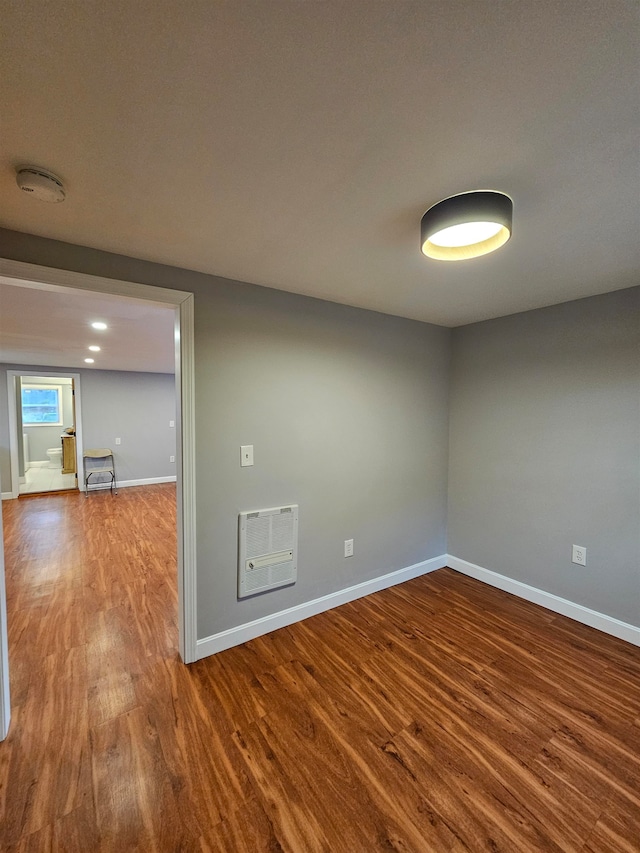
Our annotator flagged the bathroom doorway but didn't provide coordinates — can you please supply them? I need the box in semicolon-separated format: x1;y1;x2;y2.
7;371;84;497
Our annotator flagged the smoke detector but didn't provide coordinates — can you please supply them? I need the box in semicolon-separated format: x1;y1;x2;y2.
15;166;66;203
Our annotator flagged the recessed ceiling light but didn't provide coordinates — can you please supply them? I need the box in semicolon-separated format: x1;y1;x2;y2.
88;345;101;352
421;191;512;261
84;358;95;364
91;321;108;330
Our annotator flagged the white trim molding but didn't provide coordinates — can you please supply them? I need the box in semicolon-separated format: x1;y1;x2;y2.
86;475;177;491
176;294;197;664
3;479;176;498
447;555;640;648
196;554;448;659
0;508;9;740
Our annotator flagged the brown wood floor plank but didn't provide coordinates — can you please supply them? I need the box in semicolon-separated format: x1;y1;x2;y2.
4;801;99;853
583;808;640;853
389;722;570;853
361;643;555;762
85;604;144;727
138;652;254;838
277;658;474;851
280;620;413;744
235;660;447;852
2;489;639;852
197;795;284;853
0;647;91;845
90;706;187;852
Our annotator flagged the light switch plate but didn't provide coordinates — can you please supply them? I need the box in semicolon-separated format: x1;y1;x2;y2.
240;445;254;467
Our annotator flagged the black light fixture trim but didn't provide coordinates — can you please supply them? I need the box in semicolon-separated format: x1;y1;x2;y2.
421;190;513;261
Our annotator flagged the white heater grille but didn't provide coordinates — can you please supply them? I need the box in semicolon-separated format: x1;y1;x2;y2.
238;505;298;598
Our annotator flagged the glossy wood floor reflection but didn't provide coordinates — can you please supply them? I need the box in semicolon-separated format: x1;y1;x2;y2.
2;486;639;852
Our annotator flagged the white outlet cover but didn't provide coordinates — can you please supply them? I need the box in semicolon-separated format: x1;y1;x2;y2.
240;445;254;467
572;544;587;566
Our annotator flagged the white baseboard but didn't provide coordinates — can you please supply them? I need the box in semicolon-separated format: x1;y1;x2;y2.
196;553;448;659
29;461;49;468
86;475;176;491
447;555;640;648
2;476;176;499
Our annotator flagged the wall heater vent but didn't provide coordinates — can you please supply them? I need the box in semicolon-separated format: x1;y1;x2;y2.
238;505;298;598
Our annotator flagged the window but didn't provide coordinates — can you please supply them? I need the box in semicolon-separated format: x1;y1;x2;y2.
21;384;63;426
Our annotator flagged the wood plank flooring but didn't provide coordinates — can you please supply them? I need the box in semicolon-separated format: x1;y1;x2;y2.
1;484;639;851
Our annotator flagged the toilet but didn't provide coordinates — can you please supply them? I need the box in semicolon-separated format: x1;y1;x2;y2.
46;447;63;468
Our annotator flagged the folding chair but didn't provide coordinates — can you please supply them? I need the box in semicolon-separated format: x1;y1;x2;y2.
83;448;117;497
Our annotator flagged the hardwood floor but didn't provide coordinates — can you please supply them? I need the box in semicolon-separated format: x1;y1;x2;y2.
1;485;639;851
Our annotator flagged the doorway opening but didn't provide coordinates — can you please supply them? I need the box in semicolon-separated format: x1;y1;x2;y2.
0;258;196;741
9;372;82;496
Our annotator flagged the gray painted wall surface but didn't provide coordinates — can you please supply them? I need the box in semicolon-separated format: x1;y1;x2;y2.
192;280;450;636
448;287;640;628
79;369;176;484
0;229;451;639
0;365;176;489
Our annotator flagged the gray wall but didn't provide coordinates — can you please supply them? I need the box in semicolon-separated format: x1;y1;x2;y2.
80;369;176;484
0;365;176;489
193;281;450;636
448;287;640;628
0;229;451;640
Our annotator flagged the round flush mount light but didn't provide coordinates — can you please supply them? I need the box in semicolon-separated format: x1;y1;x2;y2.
421;190;512;261
15;166;66;203
88;345;101;352
84;358;95;364
91;321;108;330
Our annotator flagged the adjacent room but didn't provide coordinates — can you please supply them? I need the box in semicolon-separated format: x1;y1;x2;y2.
0;1;638;851
17;373;77;495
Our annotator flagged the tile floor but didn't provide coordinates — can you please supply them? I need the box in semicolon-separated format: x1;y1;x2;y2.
19;463;78;495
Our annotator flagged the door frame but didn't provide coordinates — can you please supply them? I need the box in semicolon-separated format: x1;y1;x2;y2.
7;370;84;498
0;258;197;740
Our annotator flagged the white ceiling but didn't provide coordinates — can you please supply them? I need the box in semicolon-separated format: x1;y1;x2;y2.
0;281;175;374
0;0;638;328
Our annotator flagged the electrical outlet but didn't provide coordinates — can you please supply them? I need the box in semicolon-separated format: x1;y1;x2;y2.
170;455;175;463
240;445;254;467
115;437;121;445
169;420;175;428
572;544;586;566
344;539;354;558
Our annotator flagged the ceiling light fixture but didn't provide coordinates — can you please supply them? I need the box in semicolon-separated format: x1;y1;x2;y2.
88;345;101;352
91;321;108;330
84;358;95;364
421;190;512;261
